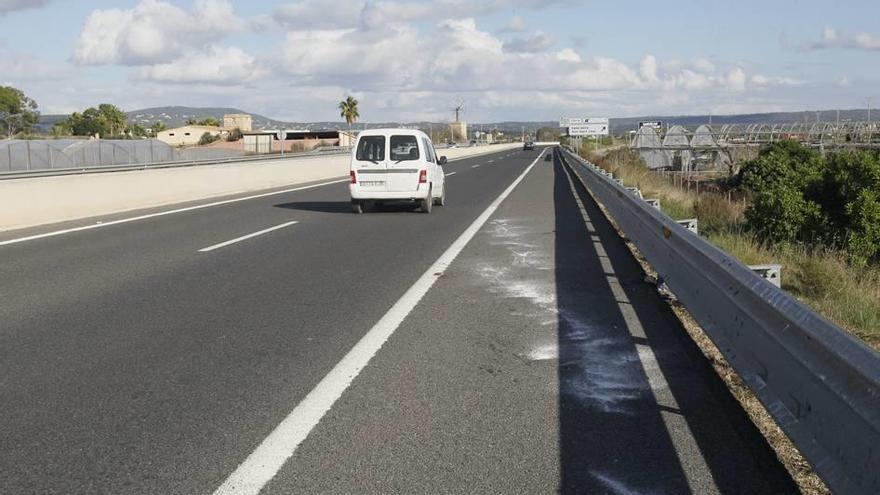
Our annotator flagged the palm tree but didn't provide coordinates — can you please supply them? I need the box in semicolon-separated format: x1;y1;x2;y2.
338;96;360;131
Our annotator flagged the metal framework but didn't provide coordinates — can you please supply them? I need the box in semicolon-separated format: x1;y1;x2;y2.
630;121;880;170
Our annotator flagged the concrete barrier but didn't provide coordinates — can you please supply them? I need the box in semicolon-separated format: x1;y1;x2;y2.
0;143;520;232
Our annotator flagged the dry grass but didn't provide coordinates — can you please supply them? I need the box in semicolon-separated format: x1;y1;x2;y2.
709;232;880;349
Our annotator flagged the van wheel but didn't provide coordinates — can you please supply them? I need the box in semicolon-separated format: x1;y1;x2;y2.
433;184;446;206
420;188;433;213
352;201;364;214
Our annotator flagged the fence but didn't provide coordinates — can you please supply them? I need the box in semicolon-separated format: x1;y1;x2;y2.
0;139;246;174
558;146;880;495
0;139;354;178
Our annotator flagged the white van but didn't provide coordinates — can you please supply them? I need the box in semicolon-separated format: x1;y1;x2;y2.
349;128;447;214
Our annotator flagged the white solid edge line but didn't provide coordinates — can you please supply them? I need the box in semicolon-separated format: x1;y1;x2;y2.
0;179;348;248
445;172;457;176
198;221;299;253
212;148;546;495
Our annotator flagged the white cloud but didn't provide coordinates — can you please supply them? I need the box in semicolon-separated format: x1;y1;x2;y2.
693;58;715;73
503;31;555;53
639;55;660;84
273;0;579;29
804;26;880;51
750;74;800;88
499;16;527;33
74;0;244;65
725;67;746;92
138;46;264;85
0;51;69;81
0;0;49;15
853;32;880;50
53;1;809;121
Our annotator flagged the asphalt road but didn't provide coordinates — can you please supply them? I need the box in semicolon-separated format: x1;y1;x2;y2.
0;148;797;494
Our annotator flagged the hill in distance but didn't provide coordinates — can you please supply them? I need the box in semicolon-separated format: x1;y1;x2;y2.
39;106;874;135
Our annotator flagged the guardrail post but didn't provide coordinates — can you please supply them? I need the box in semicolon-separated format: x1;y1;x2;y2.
748;264;782;288
645;198;661;209
676;218;699;234
25;140;31;171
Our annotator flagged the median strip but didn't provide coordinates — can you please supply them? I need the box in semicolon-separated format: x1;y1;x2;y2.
198;221;299;253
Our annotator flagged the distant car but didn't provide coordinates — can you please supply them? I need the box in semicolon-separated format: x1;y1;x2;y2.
350;128;447;214
523;141;535;151
447;142;458;148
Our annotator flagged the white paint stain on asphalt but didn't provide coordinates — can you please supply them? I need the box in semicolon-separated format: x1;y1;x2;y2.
591;471;654;495
474;216;652;415
525;343;558;361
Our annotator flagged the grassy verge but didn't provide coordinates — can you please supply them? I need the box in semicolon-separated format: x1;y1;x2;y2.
590;148;880;351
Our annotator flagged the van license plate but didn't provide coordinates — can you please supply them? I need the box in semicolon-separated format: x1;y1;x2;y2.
360;180;385;186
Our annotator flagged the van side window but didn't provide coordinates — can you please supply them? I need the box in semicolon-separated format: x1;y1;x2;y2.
356;136;385;161
390;135;419;161
422;138;435;162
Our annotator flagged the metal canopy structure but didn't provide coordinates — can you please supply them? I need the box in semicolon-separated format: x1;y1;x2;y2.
0;139;243;173
630;121;880;171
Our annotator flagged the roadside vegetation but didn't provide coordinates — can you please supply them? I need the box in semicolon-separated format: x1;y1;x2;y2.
0;85;40;138
585;144;880;351
581;142;880;495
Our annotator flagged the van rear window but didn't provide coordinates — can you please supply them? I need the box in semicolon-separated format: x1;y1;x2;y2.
390;135;419;161
356;136;385;161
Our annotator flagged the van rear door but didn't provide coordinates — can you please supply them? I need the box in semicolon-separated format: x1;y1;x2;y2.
353;135;388;191
387;134;422;192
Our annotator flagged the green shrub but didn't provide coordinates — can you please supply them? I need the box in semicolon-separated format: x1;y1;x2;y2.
199;131;219;145
818;150;880;263
226;127;243;142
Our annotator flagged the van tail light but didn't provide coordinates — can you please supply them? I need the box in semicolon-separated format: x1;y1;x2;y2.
418;170;427;183
350;171;357;184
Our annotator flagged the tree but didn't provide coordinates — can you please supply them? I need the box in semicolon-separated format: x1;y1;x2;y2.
338;96;360;131
226;127;242;142
151;121;166;134
55;103;129;138
199;117;220;127
0;86;39;138
98;103;126;137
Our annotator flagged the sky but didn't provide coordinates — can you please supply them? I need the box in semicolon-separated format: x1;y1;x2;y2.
0;0;878;123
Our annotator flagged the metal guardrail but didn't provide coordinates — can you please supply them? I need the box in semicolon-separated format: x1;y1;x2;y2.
558;146;880;495
0;147;353;180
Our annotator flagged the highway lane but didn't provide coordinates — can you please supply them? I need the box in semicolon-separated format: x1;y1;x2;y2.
0;147;540;494
259;151;798;494
0;146;796;494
